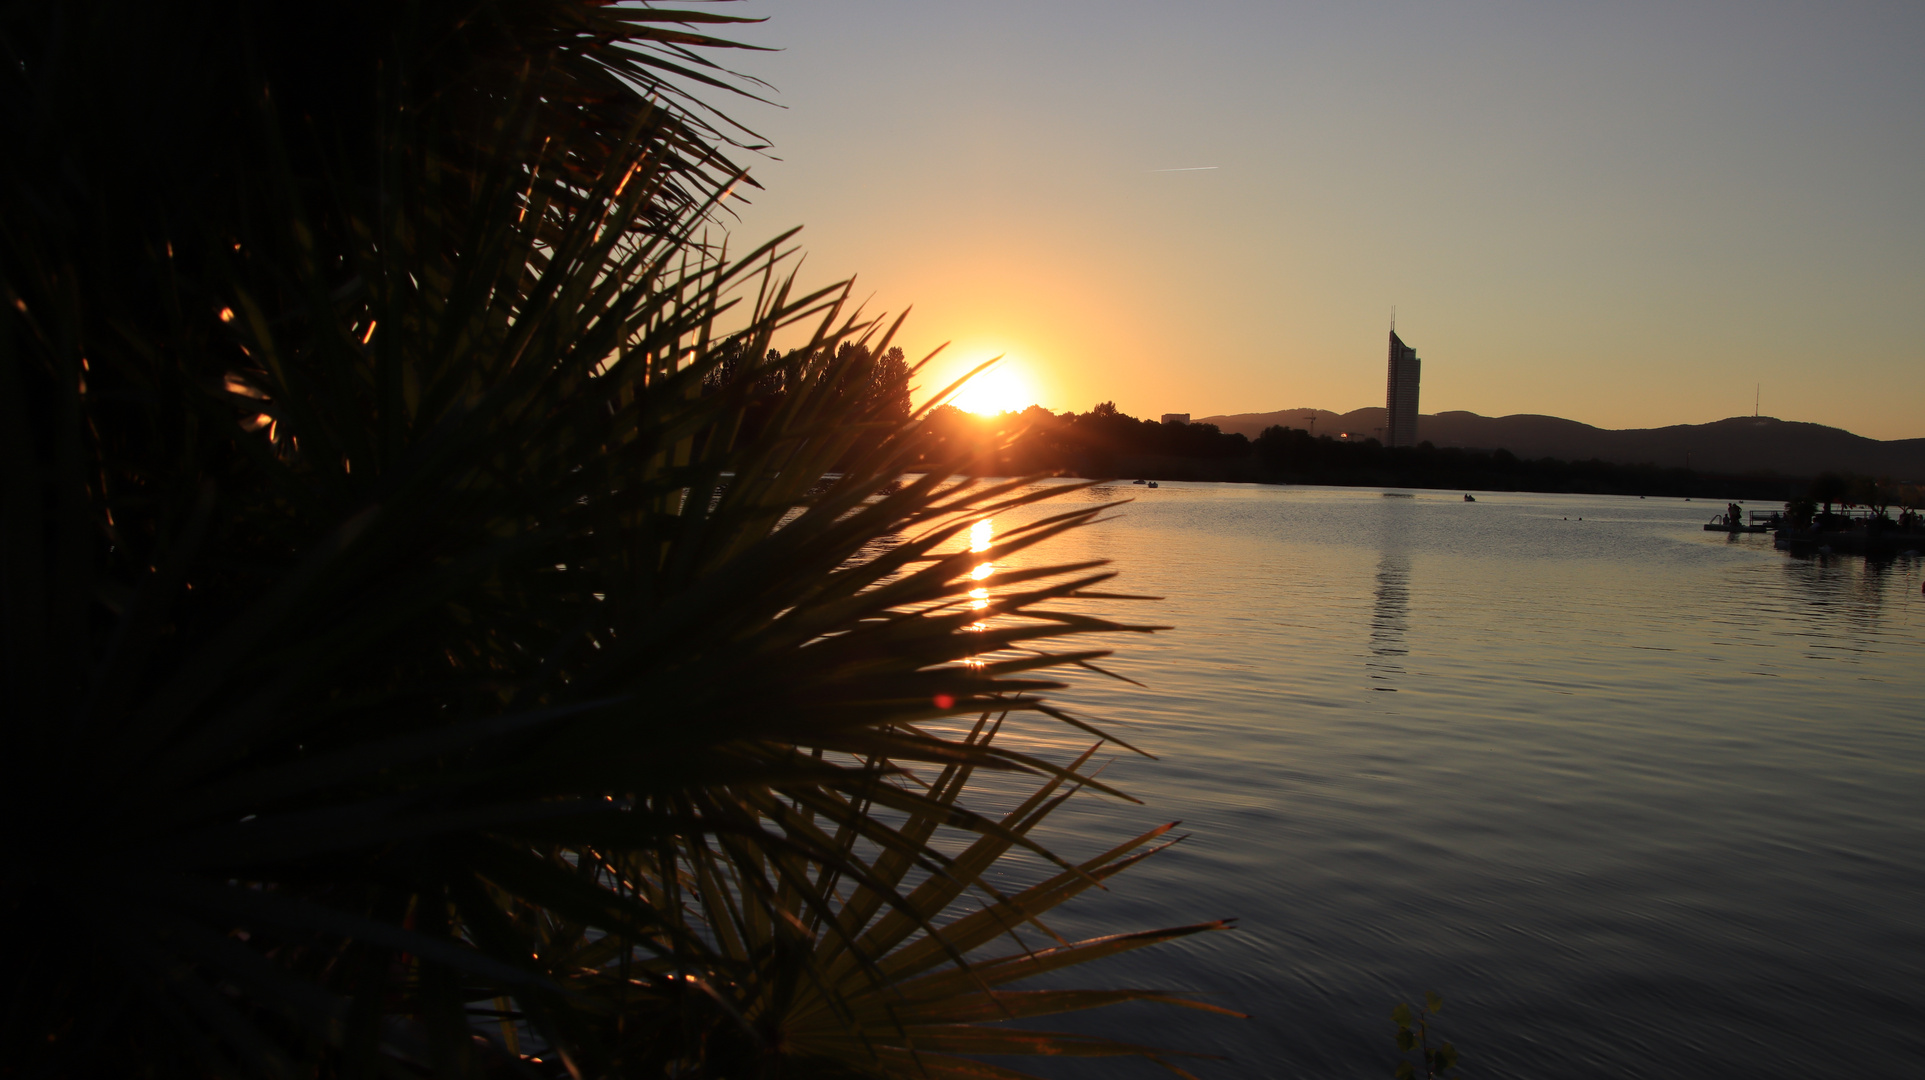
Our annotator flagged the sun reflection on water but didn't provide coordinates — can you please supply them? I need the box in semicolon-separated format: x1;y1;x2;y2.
968;518;994;620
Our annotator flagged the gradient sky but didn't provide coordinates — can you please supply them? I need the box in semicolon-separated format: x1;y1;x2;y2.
712;0;1925;439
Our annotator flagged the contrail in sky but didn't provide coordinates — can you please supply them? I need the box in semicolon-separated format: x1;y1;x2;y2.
1151;166;1219;172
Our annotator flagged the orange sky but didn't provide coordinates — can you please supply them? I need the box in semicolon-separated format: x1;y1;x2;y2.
716;1;1925;439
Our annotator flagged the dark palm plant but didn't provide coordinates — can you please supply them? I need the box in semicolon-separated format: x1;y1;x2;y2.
3;0;770;235
1;3;1233;1076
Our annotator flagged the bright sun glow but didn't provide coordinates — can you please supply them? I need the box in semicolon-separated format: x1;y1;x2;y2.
951;362;1033;416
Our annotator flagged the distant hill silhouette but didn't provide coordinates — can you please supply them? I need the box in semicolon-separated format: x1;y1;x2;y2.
1196;409;1925;480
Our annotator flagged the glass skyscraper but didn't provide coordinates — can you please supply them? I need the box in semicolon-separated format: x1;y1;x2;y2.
1386;327;1421;448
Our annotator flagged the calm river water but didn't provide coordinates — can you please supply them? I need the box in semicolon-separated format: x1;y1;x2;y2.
960;481;1924;1080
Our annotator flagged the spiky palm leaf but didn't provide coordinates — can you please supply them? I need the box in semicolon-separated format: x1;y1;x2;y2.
649;719;1242;1079
466;716;1241;1078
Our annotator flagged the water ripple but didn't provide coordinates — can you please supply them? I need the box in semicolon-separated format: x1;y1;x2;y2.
960;482;1924;1080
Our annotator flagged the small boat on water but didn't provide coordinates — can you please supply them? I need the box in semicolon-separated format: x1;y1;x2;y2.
1382;492;1413;498
1146;481;1159;488
1131;479;1147;485
1463;493;1476;502
1705;504;1770;533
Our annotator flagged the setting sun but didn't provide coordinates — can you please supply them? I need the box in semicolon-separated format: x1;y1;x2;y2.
950;361;1033;416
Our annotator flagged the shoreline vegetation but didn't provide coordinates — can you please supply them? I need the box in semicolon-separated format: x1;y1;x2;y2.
899;401;1924;505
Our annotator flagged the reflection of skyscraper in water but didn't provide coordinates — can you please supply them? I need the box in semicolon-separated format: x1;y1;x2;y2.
1367;552;1410;690
1386;326;1421;448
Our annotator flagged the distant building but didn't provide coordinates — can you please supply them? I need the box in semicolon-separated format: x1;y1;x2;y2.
1386;327;1421;447
1161;413;1191;425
